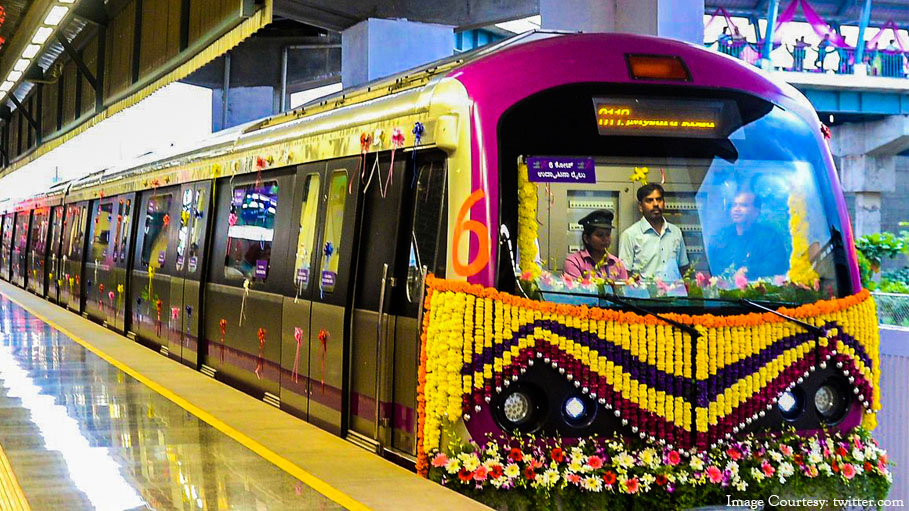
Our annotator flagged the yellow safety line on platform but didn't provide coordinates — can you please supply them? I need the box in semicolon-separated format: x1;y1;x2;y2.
0;290;369;511
0;440;31;511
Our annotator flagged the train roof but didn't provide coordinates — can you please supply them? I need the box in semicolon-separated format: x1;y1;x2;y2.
3;30;821;210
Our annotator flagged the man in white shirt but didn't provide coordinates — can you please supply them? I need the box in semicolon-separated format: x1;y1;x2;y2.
619;183;689;281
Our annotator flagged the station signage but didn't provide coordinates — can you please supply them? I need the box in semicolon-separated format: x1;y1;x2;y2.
527;157;596;183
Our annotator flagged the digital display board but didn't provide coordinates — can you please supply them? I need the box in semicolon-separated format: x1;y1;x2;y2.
593;97;731;139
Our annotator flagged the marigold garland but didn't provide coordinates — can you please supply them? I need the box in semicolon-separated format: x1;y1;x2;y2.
788;193;820;287
517;161;541;280
416;275;881;475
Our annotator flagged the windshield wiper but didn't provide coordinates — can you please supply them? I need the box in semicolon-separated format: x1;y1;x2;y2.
738;298;826;337
600;292;700;340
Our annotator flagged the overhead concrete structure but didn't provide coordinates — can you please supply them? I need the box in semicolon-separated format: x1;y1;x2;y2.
341;19;453;89
831;115;909;236
540;0;705;43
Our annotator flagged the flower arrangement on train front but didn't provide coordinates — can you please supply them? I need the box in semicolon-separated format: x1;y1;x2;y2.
426;428;891;511
416;275;882;472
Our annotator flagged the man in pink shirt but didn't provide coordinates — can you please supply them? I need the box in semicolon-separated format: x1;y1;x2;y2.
563;210;628;280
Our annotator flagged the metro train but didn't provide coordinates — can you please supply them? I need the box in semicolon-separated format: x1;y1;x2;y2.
0;31;880;467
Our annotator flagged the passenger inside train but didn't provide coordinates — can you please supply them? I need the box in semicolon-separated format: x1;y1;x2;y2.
562;209;628;280
618;183;690;281
708;190;790;278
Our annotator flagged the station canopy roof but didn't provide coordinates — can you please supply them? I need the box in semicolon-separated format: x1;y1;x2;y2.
707;0;909;26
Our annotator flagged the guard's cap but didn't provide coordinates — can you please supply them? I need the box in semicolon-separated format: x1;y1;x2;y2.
578;210;614;230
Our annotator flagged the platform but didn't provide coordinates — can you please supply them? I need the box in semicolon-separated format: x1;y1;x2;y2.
0;280;490;511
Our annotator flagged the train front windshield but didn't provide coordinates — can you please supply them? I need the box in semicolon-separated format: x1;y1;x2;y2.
508;89;844;309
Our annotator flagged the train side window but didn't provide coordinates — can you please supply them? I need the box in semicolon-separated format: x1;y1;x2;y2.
91;203;114;262
177;188;193;270
406;160;447;302
320;171;348;295
115;199;132;263
224;181;279;281
293;173;320;292
188;188;207;267
75;206;87;258
141;195;173;269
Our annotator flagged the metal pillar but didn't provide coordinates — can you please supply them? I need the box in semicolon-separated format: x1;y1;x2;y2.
855;0;873;66
762;0;780;61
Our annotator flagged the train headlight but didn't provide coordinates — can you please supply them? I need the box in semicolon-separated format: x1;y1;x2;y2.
564;396;585;420
502;391;531;425
777;387;804;421
561;393;596;428
814;380;848;424
494;384;546;433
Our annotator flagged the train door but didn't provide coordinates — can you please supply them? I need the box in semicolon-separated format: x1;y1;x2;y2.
169;181;212;367
129;186;180;352
60;202;88;313
12;211;31;287
85;195;134;330
27;207;50;296
204;168;296;404
1;214;14;281
302;158;360;436
276;163;325;421
47;206;65;302
347;153;447;455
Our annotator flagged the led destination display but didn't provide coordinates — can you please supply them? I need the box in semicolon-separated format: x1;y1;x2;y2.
593;97;729;138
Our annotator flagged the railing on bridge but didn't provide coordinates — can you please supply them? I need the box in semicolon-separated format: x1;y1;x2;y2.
707;40;908;78
873;292;909;327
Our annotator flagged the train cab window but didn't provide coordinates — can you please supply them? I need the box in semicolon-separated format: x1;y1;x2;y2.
406;160;447;302
293;174;320;292
319;171;348;294
224;182;278;281
502;91;844;309
188;188;207;264
90;203;114;262
177;188;192;271
141;195;173;269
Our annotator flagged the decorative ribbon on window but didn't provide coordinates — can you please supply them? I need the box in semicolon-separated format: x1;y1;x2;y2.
155;299;163;337
411;122;424;188
292;327;303;383
354;132;373;194
109;291;116;319
318;329;329;393
380;128;406;198
117;284;124;318
68;276;74;297
147;265;155;305
185;305;193;344
93;259;99;287
98;283;105;312
219;318;227;365
239;278;250;326
255;328;267;380
171;306;180;341
136;297;142;326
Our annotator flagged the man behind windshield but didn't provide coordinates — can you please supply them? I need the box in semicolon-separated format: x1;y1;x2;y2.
709;191;789;278
619;183;689;281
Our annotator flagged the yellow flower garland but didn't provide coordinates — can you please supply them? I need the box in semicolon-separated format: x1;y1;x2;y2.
517;161;541;280
788;193;821;287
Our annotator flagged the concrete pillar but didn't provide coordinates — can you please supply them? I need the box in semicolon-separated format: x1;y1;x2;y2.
835;151;897;237
540;0;705;44
341;18;454;89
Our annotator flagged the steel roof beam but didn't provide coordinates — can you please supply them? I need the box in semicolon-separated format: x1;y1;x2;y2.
54;31;98;93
